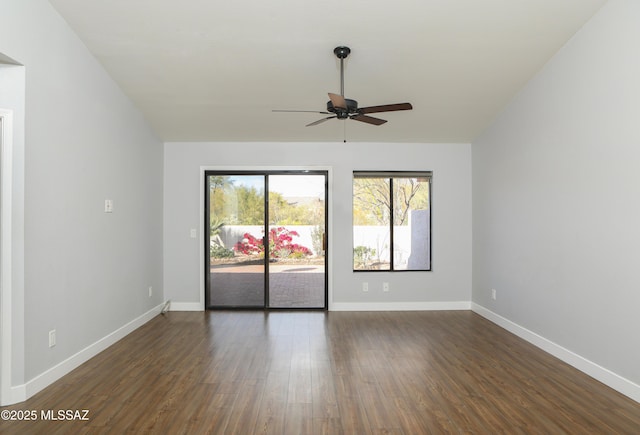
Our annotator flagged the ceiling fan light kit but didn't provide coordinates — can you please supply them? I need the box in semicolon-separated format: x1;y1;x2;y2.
274;46;412;127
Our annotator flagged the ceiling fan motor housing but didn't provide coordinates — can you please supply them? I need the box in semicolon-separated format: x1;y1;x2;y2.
327;98;358;119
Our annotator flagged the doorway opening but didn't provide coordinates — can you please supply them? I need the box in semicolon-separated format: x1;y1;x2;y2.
205;171;328;309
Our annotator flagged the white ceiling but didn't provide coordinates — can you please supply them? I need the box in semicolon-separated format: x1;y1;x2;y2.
48;0;607;143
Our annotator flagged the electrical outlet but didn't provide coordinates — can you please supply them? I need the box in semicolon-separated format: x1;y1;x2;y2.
491;289;497;300
383;282;390;292
49;330;56;348
362;282;369;292
148;286;153;297
104;199;113;213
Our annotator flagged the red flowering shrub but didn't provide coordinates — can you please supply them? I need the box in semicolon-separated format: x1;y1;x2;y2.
233;233;264;255
234;227;312;258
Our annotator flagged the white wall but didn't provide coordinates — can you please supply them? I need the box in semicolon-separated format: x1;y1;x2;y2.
164;141;471;310
0;59;26;399
0;0;163;402
472;0;640;392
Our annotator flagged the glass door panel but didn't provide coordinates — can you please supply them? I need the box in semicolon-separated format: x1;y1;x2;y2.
267;174;326;308
208;175;265;307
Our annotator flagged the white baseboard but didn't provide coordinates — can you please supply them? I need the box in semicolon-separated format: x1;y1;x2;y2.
7;384;26;406
168;301;203;311
163;301;471;312
23;304;164;401
330;301;471;311
472;303;640;404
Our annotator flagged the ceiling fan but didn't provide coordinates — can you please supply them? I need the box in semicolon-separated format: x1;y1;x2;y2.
274;46;413;127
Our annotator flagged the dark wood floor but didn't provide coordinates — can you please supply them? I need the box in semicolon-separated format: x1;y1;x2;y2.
2;310;639;434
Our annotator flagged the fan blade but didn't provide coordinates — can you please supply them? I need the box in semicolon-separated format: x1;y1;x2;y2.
351;114;387;126
306;116;336;127
273;110;331;114
328;93;347;109
359;102;413;114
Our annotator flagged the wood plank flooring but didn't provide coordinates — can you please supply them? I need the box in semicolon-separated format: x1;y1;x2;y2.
1;310;639;434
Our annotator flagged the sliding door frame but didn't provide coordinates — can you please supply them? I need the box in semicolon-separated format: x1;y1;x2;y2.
203;168;329;310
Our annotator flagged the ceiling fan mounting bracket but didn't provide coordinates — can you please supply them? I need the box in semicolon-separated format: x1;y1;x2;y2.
333;46;351;59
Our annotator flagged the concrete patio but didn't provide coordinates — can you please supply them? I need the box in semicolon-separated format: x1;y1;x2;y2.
209;263;325;308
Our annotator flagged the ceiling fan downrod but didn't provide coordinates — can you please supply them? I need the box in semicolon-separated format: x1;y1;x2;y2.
334;46;351;97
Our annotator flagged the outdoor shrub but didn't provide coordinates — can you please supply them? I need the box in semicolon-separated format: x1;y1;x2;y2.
354;245;376;267
210;243;234;258
233;233;264;255
234;227;312;258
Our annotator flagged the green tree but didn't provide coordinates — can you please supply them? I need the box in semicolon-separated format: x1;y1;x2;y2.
353;176;429;226
209;177;264;225
209;176;235;223
235;185;264;224
269;192;324;225
353;178;390;225
209;175;325;226
392;178;429;225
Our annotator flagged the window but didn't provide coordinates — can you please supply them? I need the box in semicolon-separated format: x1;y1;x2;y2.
353;171;431;271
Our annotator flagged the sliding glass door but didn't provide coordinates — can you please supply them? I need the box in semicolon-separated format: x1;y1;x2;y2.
267;174;326;308
206;171;327;309
207;174;266;307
